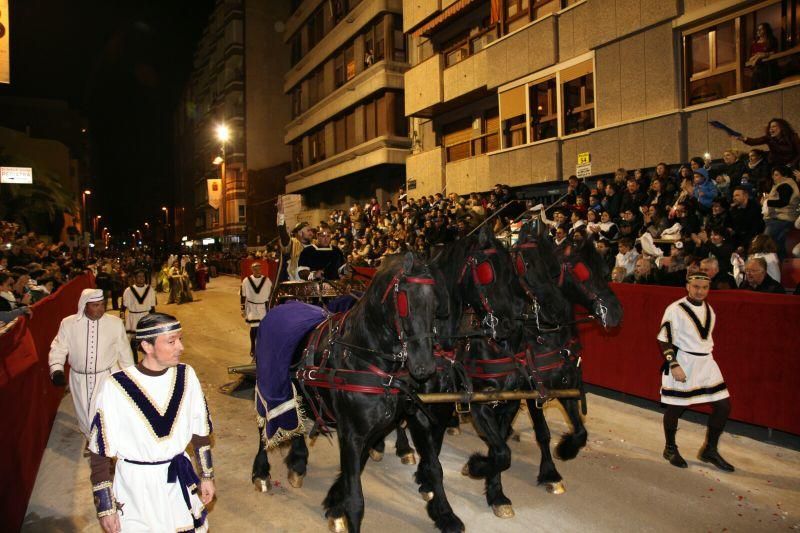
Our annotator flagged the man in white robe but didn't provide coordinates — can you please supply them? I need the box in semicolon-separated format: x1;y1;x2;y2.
120;270;157;361
88;313;215;532
49;288;134;437
657;272;734;472
240;261;271;357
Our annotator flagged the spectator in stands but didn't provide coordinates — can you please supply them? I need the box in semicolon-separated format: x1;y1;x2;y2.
741;257;784;294
642;205;671;238
618;208;642;239
568;210;586;236
631;255;657;284
553;226;569;248
594;239;616;277
621;178;647;214
596;210;619;243
715;150;746;193
602;182;622;219
762;165;800;259
646;177;671;210
738;118;800;168
693;168;718;213
740;149;771;194
615;237;639;277
611;266;628;283
729;186;765;251
748;234;782;282
707;198;732;232
700;257;736;290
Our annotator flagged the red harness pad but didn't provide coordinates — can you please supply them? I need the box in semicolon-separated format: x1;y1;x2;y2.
396;290;409;317
476;261;495;285
571;262;590;282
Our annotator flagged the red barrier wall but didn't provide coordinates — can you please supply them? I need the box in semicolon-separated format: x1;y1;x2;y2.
0;274;95;532
578;284;800;435
240;259;278;282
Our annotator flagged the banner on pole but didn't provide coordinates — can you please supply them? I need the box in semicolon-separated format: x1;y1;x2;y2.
207;179;222;210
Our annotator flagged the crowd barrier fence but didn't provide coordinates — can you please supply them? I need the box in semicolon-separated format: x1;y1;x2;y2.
0;274;95;532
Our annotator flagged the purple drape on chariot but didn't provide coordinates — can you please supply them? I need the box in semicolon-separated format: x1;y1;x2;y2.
255;301;328;448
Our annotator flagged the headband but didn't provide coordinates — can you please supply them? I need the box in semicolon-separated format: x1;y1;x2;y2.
686;272;710;282
135;321;182;340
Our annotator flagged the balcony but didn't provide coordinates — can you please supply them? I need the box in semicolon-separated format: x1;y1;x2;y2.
404;54;443;117
284;0;403;91
286;60;408;142
285;135;410;193
443;47;487;102
485;14;557;89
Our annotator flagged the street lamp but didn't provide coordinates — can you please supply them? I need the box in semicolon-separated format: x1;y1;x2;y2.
93;215;102;235
162;206;170;243
214;124;230;242
81;190;92;232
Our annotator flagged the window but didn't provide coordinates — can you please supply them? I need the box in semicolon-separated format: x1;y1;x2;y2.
309;128;326;164
442;18;497;68
308;6;326;50
442;109;500;163
529;78;557;141
685;20;737;105
238;204;246;224
499;85;527;148
393;16;407;62
443;118;473;162
335;116;347;153
291;86;303;118
375;18;386;61
291;141;303;172
290;34;302;66
333;44;354;88
364;99;377;140
307;68;324;107
345;110;356;149
502;0;563;33
683;0;800;106
562;66;594;135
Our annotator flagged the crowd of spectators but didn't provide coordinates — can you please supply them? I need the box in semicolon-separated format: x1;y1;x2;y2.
0;221;95;325
274;118;800;295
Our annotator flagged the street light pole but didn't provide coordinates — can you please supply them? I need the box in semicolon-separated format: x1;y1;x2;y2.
215;124;230;247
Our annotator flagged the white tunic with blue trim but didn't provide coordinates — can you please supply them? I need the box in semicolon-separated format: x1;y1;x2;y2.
89;363;212;532
657;297;729;406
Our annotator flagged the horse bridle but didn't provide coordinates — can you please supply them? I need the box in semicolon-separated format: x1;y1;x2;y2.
456;248;504;339
557;260;609;328
378;267;438;363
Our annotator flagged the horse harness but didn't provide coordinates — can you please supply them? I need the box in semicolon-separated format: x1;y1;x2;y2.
297;270;437;432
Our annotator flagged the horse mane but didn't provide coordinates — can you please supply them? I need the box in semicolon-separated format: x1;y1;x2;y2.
343;254;420;350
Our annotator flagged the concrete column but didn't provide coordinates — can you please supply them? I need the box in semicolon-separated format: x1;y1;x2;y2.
354;34;366;76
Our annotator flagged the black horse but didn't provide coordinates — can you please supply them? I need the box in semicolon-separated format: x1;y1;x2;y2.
513;224;623;497
251;253;454;533
397;226;532;514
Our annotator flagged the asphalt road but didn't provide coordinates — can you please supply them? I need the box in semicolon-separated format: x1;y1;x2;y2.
23;275;800;532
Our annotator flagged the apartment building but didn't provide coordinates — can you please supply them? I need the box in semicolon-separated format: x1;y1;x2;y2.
403;0;800;199
282;0;411;224
174;0;292;247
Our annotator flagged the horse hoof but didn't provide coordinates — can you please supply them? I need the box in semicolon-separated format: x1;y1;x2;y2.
421;491;434;502
492;504;515;519
400;452;416;465
369;449;384;462
447;427;461;436
328;516;348;532
461;464;470;477
253;476;271;493
547;481;566;494
288;470;304;488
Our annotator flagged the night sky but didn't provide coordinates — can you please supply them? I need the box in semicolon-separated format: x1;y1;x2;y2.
0;0;214;234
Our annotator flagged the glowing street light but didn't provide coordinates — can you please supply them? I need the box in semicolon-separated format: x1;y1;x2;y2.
215;124;230;143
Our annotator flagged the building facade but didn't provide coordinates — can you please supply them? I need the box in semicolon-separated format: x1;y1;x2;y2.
282;0;411;224
174;0;292;247
403;0;800;199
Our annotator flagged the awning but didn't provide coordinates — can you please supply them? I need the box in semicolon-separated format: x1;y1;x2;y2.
412;0;482;38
